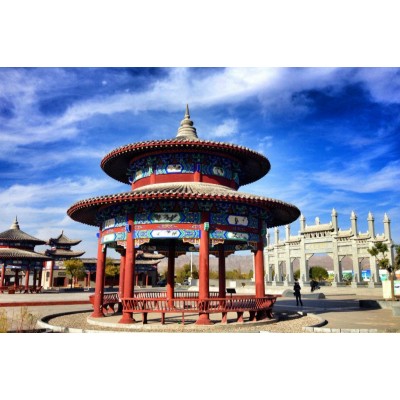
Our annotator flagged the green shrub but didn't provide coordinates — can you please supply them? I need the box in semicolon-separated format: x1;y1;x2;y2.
309;266;329;281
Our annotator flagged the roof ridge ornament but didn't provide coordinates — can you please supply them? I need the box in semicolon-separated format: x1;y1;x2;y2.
10;216;20;230
175;104;199;140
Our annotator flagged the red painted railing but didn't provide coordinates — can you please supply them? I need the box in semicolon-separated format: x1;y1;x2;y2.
122;295;277;313
0;285;42;294
89;291;280;324
122;294;279;324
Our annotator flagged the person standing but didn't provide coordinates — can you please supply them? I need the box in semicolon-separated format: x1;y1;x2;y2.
293;280;303;306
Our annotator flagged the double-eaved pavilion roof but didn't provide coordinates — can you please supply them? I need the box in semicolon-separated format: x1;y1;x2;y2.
136;250;165;265
45;231;85;259
68;106;300;231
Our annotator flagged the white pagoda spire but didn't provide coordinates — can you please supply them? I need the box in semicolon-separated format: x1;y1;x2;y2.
175;104;199;140
10;216;20;230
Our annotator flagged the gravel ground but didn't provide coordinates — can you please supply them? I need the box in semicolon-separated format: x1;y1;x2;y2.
44;311;323;333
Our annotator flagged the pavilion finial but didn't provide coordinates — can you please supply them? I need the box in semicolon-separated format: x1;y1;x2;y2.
10;216;20;230
175;104;198;140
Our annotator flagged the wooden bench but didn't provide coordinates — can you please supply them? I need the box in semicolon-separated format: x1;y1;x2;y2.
0;286;8;293
89;293;121;314
16;286;26;293
3;286;25;294
89;291;221;315
122;294;280;325
89;291;280;325
28;285;43;293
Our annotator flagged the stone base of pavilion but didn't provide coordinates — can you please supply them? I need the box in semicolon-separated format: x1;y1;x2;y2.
87;306;277;331
86;311;279;331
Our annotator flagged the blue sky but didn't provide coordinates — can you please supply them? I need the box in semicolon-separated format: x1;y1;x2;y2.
2;0;400;385
0;67;399;257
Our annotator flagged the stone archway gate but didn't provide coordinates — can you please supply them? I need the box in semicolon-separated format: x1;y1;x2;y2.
264;209;394;287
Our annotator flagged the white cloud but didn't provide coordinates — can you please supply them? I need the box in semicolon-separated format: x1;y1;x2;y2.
0;146;107;174
2;67;399;154
0;176;125;236
211;119;239;138
355;68;400;104
56;68;281;124
0;176;126;257
311;160;400;194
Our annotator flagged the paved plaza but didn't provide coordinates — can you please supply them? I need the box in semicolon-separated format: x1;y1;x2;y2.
1;285;399;333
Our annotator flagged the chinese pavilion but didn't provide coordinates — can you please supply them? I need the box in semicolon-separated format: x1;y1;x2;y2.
0;217;51;293
133;250;164;287
67;106;300;325
43;231;85;288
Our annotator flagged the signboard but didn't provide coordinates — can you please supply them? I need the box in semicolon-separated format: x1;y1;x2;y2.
395;281;400;296
101;231;127;244
361;269;371;281
379;269;389;281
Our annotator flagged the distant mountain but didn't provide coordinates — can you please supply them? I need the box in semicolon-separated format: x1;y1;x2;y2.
158;253;254;273
157;253;368;272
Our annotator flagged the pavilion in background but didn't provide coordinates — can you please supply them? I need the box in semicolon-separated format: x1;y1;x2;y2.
0;217;51;293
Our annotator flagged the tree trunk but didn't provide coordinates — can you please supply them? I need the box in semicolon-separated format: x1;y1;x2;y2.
390;272;395;301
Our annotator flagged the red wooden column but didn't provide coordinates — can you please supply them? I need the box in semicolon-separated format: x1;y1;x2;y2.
196;212;212;325
150;165;156;184
218;244;226;298
166;239;175;303
118;250;126;300
14;269;19;288
119;215;136;324
49;260;55;288
1;264;5;286
254;237;268;320
194;163;201;182
255;228;268;321
38;267;43;287
24;266;30;293
33;268;37;291
91;229;107;318
254;240;265;298
85;271;90;287
218;244;228;324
